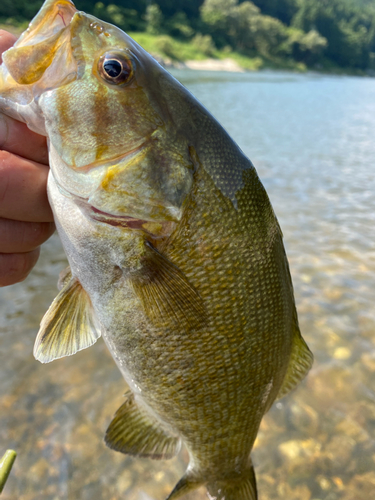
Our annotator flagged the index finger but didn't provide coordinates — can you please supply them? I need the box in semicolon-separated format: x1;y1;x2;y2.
0;30;49;165
0;114;48;165
0;30;16;62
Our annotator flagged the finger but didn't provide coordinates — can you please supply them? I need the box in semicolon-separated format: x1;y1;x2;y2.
0;218;55;253
0;31;48;165
0;114;48;165
0;249;40;287
0;31;16;62
0;151;53;222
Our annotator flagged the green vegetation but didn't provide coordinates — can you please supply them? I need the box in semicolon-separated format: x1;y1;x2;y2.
129;31;265;71
1;0;375;73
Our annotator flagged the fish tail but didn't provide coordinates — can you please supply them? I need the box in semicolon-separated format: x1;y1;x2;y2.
165;462;257;500
206;463;258;500
165;471;203;500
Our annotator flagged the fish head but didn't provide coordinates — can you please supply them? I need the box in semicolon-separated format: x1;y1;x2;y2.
0;0;196;237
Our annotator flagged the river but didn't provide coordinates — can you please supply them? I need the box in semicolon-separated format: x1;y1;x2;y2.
0;69;374;500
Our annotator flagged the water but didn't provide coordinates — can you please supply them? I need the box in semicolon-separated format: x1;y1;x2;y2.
1;69;375;500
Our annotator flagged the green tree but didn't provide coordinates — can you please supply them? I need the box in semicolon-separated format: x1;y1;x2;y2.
250;0;299;25
166;12;194;39
292;0;374;69
145;4;163;35
283;27;327;63
93;2;142;31
201;0;289;57
191;33;216;55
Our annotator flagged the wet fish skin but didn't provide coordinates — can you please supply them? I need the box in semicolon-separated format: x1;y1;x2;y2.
0;1;313;499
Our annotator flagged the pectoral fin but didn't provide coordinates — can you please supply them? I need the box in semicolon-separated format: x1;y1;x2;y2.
105;392;181;459
132;241;208;332
276;318;313;400
34;270;101;363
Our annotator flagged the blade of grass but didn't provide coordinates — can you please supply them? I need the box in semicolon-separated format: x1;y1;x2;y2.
0;450;17;494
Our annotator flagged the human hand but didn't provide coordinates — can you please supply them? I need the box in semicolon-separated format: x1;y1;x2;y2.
0;30;55;287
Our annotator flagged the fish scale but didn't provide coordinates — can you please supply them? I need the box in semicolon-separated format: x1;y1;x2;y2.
0;1;313;499
122;166;291;468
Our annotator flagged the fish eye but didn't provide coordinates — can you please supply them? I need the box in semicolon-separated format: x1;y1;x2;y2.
98;52;134;85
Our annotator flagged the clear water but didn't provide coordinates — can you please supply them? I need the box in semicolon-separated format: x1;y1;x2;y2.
0;69;374;500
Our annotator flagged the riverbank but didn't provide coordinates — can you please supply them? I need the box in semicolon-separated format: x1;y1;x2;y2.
130;31;306;73
0;23;371;76
130;32;372;76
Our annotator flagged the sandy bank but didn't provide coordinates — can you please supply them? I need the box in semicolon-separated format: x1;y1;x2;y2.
183;58;244;72
151;54;246;73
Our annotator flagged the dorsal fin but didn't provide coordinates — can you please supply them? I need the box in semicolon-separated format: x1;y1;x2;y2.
34;268;101;363
276;317;313;400
105;392;180;459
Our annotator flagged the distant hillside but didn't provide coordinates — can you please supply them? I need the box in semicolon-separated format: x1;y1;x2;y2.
1;0;374;72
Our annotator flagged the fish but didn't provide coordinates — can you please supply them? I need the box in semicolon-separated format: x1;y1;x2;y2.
0;1;313;499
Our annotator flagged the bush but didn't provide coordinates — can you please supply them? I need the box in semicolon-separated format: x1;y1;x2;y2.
191;33;216;56
93;2;143;32
153;35;175;57
145;4;163;35
167;12;194;39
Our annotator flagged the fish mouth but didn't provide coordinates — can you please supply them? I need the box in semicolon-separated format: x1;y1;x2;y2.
74;198;176;239
18;0;77;47
2;1;78;88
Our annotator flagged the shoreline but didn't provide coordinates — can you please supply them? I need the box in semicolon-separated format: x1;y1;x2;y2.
176;58;245;73
1;23;373;77
155;54;374;78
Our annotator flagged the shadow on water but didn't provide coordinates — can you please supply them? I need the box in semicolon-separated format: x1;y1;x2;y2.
1;70;375;499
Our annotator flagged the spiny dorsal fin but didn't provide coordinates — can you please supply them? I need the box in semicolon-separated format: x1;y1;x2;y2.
34;270;101;363
105;392;181;459
132;241;208;332
276;318;313;400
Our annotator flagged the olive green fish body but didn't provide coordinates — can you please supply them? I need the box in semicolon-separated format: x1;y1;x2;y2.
106;133;293;459
0;2;313;499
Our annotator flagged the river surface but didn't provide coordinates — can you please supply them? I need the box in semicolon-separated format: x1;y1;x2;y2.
0;69;374;500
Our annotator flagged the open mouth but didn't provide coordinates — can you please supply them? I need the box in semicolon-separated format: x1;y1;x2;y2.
2;1;78;87
18;0;77;46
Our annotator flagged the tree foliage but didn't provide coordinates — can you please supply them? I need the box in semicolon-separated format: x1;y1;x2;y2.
201;0;327;60
1;0;374;70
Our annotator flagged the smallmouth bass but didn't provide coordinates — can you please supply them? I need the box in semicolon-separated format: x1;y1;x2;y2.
0;1;313;499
